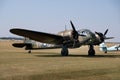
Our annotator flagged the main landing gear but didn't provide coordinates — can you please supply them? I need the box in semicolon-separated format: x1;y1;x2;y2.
60;45;95;56
88;45;95;56
61;45;69;56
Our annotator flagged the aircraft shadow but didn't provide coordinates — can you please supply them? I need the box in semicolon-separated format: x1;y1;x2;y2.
33;52;120;58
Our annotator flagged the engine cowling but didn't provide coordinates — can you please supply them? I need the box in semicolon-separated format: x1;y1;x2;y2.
58;30;73;38
58;30;81;48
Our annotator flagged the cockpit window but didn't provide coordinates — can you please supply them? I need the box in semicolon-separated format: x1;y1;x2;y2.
78;30;88;36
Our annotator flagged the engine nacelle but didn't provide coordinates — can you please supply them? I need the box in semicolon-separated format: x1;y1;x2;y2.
58;30;81;48
58;30;74;39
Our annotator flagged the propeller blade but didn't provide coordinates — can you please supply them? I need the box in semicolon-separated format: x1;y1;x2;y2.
70;20;79;39
105;37;114;39
104;29;108;36
70;20;76;31
95;31;99;35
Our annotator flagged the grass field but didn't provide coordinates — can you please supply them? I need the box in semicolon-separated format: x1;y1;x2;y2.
0;40;120;80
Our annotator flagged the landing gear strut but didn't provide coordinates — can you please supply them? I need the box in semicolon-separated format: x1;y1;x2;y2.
61;45;69;56
88;45;95;56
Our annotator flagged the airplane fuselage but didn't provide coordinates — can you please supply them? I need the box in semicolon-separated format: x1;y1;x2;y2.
57;29;102;47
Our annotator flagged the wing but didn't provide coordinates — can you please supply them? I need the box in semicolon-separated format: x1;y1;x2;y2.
10;28;63;44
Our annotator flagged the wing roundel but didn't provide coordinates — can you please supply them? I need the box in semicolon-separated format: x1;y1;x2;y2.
10;28;63;44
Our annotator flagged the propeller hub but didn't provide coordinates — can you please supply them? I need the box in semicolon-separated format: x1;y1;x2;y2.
95;32;104;42
72;31;78;39
95;29;108;42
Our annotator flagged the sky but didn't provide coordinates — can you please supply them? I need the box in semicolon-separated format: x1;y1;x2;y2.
0;0;120;42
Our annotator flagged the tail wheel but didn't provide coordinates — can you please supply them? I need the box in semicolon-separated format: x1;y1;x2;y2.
105;51;107;53
28;50;31;53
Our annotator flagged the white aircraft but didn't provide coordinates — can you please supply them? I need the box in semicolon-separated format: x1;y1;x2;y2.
99;42;120;53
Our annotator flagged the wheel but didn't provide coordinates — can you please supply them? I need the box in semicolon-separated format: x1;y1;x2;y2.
88;49;95;56
88;45;95;56
105;51;107;53
61;46;69;56
28;50;31;53
61;49;68;56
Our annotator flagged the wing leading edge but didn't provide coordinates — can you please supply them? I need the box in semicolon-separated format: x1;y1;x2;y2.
10;28;63;44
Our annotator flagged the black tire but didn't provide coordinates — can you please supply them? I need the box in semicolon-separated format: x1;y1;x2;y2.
28;50;31;53
105;51;107;53
88;49;95;56
61;46;68;56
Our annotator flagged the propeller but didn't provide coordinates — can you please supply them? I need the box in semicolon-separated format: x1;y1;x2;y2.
104;29;108;36
70;20;79;40
70;21;79;47
95;29;113;42
95;31;104;42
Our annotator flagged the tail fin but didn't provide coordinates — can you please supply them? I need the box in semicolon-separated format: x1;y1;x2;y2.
99;42;107;53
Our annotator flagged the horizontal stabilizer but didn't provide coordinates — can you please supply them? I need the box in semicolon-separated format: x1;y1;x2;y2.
12;43;27;48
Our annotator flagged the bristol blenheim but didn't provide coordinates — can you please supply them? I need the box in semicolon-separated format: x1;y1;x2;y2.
10;21;113;56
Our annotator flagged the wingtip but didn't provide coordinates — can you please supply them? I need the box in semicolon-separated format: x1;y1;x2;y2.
10;28;16;33
10;29;14;33
9;28;20;34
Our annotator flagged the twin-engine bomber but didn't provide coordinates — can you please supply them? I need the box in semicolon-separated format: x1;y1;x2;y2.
10;21;113;56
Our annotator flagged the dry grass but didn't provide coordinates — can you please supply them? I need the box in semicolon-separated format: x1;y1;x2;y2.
0;40;120;80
